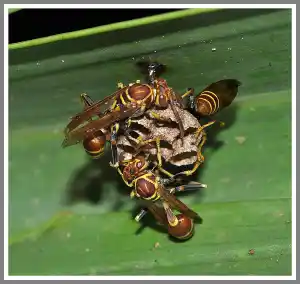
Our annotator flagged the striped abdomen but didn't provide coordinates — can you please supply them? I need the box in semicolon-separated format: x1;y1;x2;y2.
195;90;220;116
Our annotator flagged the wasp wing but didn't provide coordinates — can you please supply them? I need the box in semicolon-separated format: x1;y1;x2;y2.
81;93;95;109
171;88;186;108
158;184;201;221
146;202;169;226
62;104;139;148
64;87;127;135
169;99;185;140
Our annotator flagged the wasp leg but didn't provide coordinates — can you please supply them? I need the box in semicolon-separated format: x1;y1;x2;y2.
109;123;120;168
121;119;148;154
133;194;179;226
135;208;148;222
171;142;205;179
149;110;184;142
149;111;174;124
132;105;147;118
180;88;195;111
80;93;95;110
115;166;135;188
149;111;162;120
130;190;136;199
169;182;207;194
204;118;226;129
169;126;211;180
181;88;195;99
195;120;216;139
113;156;136;194
123;118;134;139
135;136;175;178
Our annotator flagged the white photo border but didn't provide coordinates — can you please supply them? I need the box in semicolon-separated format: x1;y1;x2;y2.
4;3;297;282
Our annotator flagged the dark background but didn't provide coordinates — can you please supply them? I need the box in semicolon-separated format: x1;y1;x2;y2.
9;9;182;44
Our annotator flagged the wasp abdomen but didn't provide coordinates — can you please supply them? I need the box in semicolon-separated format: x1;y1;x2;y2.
167;213;194;240
195;79;241;116
82;131;106;159
218;79;241;107
195;91;219;116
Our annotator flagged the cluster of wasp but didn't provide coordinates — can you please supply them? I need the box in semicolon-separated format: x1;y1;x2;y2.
62;61;241;241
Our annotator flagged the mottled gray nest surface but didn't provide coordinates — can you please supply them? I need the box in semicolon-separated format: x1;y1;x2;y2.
116;104;205;173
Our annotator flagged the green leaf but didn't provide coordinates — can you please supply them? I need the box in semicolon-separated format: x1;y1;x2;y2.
8;8;22;14
9;8;292;275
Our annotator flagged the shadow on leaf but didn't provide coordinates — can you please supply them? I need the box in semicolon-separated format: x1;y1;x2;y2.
190;102;240;203
131;204;167;236
63;149;130;210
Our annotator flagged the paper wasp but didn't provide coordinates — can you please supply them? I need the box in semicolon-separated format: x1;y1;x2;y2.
62;62;193;156
183;79;241;118
164;78;241;181
117;155;203;238
62;92;132;166
61;83;143;147
130;78;241;182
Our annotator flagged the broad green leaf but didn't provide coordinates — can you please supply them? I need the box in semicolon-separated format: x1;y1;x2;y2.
8;8;21;14
9;8;292;275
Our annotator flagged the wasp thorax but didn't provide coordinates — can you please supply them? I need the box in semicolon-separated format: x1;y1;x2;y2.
127;83;152;101
82;131;106;159
135;175;156;199
167;214;194;240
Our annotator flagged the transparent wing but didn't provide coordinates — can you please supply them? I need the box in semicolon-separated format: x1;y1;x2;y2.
158;184;201;220
64;86;128;135
62;104;139;148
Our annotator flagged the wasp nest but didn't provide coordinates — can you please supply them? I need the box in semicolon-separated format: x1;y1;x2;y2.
116;104;204;170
